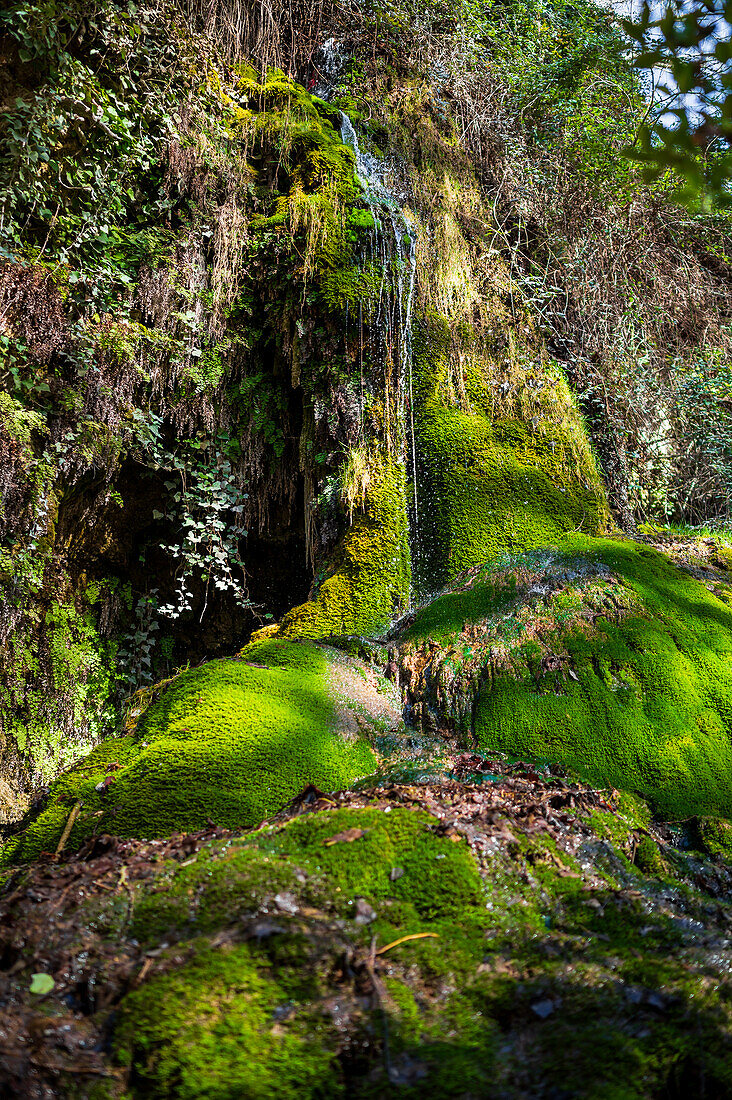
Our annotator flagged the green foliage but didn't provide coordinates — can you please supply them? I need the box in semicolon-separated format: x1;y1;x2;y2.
0;2;178;285
0;568;120;813
28;973;54;996
670;349;732;518
624;0;732;207
485;0;642;182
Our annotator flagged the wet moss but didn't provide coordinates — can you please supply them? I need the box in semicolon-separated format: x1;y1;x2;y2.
413;313;608;592
279;458;410;639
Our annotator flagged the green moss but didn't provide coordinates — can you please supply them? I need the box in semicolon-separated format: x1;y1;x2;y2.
634;834;666;875
397;533;732;819
261;806;484;923
102;806;732;1099
1;640;377;864
110;806;489;1098
0;582;119;821
231;67;362;285
279;458;410;639
133;805;485;946
413;314;608;591
469;536;732;820
404;546;561;644
113;941;343;1099
693;816;732;859
9;793;732;1099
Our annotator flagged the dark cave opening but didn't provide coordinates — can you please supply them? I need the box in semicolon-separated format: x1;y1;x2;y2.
59;454;313;679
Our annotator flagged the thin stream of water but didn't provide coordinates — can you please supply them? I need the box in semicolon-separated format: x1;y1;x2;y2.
338;111;420;590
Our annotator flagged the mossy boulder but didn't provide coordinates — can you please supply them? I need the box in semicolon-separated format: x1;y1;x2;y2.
4;793;732;1098
412;309;609;593
113;807;487;1098
1;640;398;865
399;535;732;820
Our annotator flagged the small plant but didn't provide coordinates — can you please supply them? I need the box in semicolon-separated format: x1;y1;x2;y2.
339;445;380;521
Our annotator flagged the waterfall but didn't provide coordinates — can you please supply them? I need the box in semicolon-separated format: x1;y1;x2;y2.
339;112;420;580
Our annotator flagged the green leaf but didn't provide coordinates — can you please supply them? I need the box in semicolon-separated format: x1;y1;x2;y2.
30;973;55;995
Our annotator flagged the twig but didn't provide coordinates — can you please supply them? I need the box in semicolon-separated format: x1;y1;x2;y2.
375;932;439;956
53;801;82;861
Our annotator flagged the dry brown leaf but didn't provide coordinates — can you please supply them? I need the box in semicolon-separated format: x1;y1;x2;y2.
324;828;369;846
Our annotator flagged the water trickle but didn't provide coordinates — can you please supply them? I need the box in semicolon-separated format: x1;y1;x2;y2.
338;112;420;589
311;38;349;100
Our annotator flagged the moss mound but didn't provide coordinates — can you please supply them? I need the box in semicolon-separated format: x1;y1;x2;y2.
1;641;380;865
114;807;486;1098
5;794;732;1098
412;314;609;591
114;942;342;1099
402;536;732;820
416;405;607;585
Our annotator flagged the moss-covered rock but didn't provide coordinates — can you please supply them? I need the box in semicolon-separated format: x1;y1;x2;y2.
279;456;410;639
0;640;396;865
693;815;732;860
413;313;609;591
4;788;732;1099
397;535;732;820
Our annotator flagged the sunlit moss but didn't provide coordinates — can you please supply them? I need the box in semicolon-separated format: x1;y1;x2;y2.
278;456;410;639
1;640;377;864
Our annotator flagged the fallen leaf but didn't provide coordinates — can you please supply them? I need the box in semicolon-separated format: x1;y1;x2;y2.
324;828;369;846
30;973;55;996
